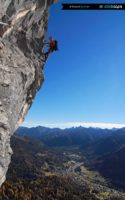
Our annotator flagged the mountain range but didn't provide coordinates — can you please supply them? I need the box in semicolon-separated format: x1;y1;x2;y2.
1;126;125;199
16;126;114;147
16;126;125;190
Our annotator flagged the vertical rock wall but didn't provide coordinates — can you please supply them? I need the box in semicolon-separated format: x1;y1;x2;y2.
0;0;53;186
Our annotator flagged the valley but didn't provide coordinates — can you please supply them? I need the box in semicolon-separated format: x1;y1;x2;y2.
1;126;125;199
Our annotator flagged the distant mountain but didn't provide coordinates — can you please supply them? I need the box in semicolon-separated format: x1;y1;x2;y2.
85;128;125;158
16;126;125;159
16;126;113;148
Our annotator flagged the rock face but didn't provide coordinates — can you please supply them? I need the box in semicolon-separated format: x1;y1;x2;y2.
0;0;53;186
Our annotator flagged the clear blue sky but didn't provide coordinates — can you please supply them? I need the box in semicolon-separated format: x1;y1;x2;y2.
23;0;125;128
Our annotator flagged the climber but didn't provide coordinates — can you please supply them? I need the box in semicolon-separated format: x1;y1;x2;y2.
42;36;58;62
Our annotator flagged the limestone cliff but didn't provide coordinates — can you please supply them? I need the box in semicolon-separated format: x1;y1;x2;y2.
0;0;53;185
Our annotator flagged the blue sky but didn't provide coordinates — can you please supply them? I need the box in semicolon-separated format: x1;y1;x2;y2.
23;0;125;128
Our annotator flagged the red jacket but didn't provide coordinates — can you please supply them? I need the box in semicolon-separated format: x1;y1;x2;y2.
49;38;55;49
